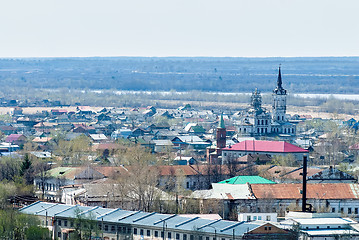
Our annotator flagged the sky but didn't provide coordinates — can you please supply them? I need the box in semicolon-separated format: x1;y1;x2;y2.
0;0;358;57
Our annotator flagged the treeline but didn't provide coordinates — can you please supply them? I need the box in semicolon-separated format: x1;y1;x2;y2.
0;57;358;93
2;87;359;115
0;154;51;240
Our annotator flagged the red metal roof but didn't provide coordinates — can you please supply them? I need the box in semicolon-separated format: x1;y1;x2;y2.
251;183;359;199
223;140;308;153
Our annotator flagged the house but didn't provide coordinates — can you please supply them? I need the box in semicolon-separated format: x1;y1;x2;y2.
156;165;230;190
184;123;206;135
34;167;106;201
222;140;309;163
152;140;174;153
307;166;356;183
173;156;196;165
236;154;272;165
172;136;211;150
5;134;27;146
0;142;20;152
89;134;108;143
61;178;173;209
0;125;17;135
72;124;96;134
51;109;68;116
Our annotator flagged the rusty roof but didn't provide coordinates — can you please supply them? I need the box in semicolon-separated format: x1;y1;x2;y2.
251;183;359;199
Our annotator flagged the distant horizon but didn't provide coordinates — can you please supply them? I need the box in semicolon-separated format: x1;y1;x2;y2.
1;55;359;59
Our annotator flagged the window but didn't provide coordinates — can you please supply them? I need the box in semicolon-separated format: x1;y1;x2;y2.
199;236;203;240
266;216;271;221
147;230;151;237
105;225;108;231
155;231;159;237
70;221;74;227
128;228;131;234
168;232;172;239
64;220;67;227
332;208;336;213
258;216;262;220
264;227;267;230
190;235;194;240
58;220;61;226
253;216;257;220
134;228;138;235
176;233;180;240
58;232;61;238
348;208;352;214
111;226;115;232
140;229;144;235
183;234;187;240
186;182;190;189
268;227;271;231
356;208;358;214
206;237;210;240
247;216;251;222
327;226;330;229
341;208;344;213
316;226;319;229
161;232;164;238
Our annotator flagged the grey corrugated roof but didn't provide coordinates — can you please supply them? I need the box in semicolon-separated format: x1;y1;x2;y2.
21;202;265;237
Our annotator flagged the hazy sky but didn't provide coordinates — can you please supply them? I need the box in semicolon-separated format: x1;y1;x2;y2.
0;0;358;57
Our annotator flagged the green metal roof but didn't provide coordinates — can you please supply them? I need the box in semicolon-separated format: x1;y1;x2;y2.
217;175;275;184
191;125;205;133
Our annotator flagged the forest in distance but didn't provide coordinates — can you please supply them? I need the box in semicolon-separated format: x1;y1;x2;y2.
0;56;359;94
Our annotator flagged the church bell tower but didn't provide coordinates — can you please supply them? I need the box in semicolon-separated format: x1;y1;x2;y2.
272;65;287;122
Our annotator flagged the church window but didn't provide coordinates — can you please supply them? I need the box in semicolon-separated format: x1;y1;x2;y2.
277;116;280;121
265;120;268;125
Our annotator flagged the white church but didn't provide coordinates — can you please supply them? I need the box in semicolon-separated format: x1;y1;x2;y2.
237;66;296;137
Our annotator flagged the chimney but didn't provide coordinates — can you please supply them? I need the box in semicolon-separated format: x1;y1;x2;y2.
302;155;307;212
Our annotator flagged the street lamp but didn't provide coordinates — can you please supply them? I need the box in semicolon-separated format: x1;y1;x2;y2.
207;226;217;240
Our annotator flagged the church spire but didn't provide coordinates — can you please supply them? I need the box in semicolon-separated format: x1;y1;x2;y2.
218;113;225;129
273;64;286;95
277;64;283;90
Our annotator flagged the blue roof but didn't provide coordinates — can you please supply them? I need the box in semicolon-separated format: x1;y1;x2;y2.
20;202;266;237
